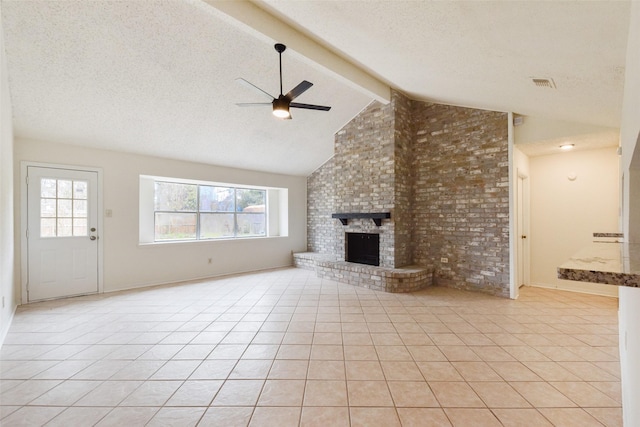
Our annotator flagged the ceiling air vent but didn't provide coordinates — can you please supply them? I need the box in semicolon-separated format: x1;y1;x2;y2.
531;78;556;89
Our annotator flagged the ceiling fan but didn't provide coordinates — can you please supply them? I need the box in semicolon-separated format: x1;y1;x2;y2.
236;43;331;120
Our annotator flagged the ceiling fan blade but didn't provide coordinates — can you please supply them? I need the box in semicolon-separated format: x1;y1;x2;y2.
235;78;274;101
285;80;313;101
236;102;272;107
290;102;331;111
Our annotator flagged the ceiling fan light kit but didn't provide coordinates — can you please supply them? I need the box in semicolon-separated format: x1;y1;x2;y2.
236;43;331;120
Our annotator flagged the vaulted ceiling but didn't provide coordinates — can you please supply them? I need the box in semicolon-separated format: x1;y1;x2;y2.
1;0;631;175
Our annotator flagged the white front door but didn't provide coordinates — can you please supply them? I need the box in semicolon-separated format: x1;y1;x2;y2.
26;166;99;302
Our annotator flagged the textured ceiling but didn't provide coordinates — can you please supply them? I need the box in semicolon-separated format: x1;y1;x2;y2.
1;0;632;176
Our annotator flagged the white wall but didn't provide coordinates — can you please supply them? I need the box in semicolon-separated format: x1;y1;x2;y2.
515;115;618;146
0;14;17;342
619;3;640;425
529;147;619;297
14;139;307;294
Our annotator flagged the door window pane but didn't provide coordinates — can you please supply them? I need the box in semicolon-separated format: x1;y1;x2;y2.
73;181;88;199
73;218;87;236
57;218;72;237
41;199;56;217
41;218;56;237
41;179;57;198
58;199;73;217
40;178;90;237
58;180;72;198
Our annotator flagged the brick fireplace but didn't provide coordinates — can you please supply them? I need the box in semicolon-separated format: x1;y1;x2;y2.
298;90;510;297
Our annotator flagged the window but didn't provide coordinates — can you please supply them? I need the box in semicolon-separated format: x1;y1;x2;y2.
153;181;267;242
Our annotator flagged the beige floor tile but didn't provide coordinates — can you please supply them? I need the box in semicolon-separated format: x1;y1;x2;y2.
509;382;576;407
350;407;401;427
387;381;439;407
521;361;581;381
549;381;621;407
443;408;501;426
380;361;424;380
451;361;502;381
303;380;348;406
469;381;530;408
257;380;305;406
397;408;452;426
347;380;394;406
407;345;447;361
95;407;159;427
429;333;465;346
487;361;542;381
249;407;300;427
344;345;378;360
588;380;622;402
492;408;554;426
300;406;350;427
199;406;254;427
166;380;223;406
557;361;620;382
345;360;385;380
146;406;206;427
211;380;265;406
375;345;413;360
190;359;237;379
208;344;248;359
267;360;308;379
440;345;482;361
429;382;485;408
538;408;604;427
1;272;622;427
0;406;66;427
75;380;143;406
229;359;273;379
310;344;343;360
584;407;623;427
45;407;112;427
307;360;345;380
417;361;464;381
282;332;313;345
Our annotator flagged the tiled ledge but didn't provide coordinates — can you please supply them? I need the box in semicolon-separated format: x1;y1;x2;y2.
557;242;640;287
293;252;433;293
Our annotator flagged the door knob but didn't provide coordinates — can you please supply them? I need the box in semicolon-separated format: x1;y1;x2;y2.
90;236;97;241
521;235;527;239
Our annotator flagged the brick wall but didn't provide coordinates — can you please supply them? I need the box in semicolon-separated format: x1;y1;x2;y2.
412;103;509;297
306;91;510;297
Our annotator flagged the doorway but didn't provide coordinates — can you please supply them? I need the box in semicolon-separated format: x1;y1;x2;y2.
22;164;102;302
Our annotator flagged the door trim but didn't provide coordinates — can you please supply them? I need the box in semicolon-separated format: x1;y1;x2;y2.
20;161;104;304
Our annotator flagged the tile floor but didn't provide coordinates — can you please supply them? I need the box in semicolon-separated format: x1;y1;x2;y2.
0;268;622;426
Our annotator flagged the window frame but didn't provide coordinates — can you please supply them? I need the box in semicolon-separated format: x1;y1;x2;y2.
153;180;267;242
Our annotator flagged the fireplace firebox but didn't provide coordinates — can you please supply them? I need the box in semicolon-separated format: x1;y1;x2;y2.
346;233;380;266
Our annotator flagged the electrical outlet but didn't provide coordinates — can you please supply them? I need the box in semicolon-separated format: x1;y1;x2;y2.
440;257;448;263
208;258;212;264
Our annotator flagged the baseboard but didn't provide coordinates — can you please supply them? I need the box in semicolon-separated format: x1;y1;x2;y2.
102;263;295;295
529;281;619;298
0;305;18;347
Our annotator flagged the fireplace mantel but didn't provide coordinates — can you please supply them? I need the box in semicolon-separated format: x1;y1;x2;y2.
331;212;391;227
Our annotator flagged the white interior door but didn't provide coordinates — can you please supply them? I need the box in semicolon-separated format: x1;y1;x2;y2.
516;173;530;294
27;166;99;302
